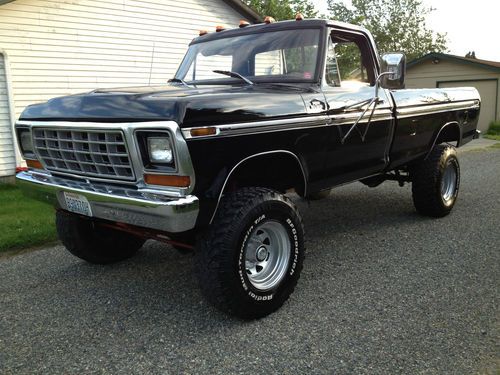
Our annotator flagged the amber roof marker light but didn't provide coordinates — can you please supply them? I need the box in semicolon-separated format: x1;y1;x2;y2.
295;13;304;21
264;16;276;24
215;25;226;32
199;30;208;36
239;19;250;28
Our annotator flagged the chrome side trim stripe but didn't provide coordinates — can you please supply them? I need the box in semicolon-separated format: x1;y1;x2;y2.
183;111;394;140
182;115;328;140
183;100;477;140
396;100;479;119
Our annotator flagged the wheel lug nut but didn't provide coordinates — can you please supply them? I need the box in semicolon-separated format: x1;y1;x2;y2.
256;246;268;261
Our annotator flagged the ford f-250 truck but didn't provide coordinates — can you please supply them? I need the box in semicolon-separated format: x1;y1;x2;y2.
14;18;480;319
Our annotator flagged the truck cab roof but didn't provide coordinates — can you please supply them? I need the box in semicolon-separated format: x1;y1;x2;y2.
191;19;373;45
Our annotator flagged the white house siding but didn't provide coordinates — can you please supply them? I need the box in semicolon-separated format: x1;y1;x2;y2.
406;59;500;132
0;52;15;177
0;0;251;121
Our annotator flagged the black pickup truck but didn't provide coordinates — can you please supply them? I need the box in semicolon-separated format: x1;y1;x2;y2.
15;18;480;319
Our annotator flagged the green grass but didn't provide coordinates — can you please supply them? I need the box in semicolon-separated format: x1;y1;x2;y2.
484;134;500;141
0;184;57;253
484;121;500;141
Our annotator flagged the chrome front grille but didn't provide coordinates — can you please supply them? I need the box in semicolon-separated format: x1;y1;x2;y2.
33;128;135;181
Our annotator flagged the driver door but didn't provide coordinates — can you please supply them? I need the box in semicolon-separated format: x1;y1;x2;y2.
321;28;394;186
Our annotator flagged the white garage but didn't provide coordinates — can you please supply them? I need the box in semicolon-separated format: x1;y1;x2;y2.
438;79;497;133
406;53;500;133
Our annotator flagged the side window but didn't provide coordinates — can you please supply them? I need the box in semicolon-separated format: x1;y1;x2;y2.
325;31;375;87
335;42;368;82
325;39;340;86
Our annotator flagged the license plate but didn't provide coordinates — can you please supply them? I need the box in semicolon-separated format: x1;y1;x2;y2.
63;192;93;217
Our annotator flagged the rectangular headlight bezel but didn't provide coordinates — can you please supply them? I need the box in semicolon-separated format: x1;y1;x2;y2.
136;130;176;172
16;127;37;160
147;137;173;164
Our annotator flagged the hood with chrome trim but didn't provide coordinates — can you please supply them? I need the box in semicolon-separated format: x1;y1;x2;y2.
19;84;310;128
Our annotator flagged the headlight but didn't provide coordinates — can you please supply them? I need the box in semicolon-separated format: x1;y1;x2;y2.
147;137;173;164
17;128;35;159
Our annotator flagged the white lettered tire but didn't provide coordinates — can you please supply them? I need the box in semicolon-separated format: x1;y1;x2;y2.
195;187;305;319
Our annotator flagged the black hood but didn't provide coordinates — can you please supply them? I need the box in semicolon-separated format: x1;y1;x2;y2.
19;84;310;128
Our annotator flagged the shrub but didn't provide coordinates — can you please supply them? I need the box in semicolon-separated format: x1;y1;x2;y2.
486;121;500;135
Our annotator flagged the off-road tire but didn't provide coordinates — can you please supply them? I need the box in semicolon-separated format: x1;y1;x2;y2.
195;187;305;319
411;144;460;217
56;210;145;264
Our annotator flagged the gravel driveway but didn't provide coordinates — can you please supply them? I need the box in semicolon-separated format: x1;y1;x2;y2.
1;148;499;374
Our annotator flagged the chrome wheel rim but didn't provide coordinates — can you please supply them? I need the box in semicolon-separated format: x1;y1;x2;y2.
244;220;291;291
441;161;457;202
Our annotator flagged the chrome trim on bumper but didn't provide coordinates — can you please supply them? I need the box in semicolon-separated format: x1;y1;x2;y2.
15;120;196;197
16;171;199;233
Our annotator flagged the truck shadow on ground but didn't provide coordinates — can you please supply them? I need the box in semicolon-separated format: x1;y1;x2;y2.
52;182;435;326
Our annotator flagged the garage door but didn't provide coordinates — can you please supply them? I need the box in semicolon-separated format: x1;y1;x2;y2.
0;53;15;178
438;79;497;133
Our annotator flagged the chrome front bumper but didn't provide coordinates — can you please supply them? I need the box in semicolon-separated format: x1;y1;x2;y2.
16;171;199;233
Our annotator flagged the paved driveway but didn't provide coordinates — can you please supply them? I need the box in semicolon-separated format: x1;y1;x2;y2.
1;148;499;374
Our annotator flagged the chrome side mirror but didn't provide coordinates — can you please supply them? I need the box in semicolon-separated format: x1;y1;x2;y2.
380;53;406;89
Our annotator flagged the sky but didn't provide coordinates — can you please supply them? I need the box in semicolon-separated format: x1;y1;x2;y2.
310;0;499;62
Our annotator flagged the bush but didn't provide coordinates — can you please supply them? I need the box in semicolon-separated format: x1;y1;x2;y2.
486;121;500;135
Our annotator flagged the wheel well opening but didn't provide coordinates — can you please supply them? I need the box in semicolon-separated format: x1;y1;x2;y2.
436;123;461;146
224;153;306;197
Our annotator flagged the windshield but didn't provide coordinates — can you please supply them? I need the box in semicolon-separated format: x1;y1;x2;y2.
175;28;321;84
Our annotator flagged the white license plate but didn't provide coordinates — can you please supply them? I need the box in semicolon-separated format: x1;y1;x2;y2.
63;192;93;217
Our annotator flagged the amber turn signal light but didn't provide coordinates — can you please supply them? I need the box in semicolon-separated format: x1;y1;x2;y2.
26;159;43;169
144;174;191;188
239;19;250;28
264;16;276;24
190;127;217;137
296;13;304;21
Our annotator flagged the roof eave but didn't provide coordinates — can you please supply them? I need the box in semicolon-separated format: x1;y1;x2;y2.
408;52;500;73
222;0;262;23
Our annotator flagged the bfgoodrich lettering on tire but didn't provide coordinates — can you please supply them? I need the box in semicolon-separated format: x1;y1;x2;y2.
195;187;305;319
410;144;460;217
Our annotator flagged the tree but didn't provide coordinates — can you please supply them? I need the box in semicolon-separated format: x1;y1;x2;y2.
245;0;318;21
327;0;447;61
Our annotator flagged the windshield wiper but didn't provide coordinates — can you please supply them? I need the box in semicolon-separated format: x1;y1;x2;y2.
168;78;189;87
212;70;253;85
